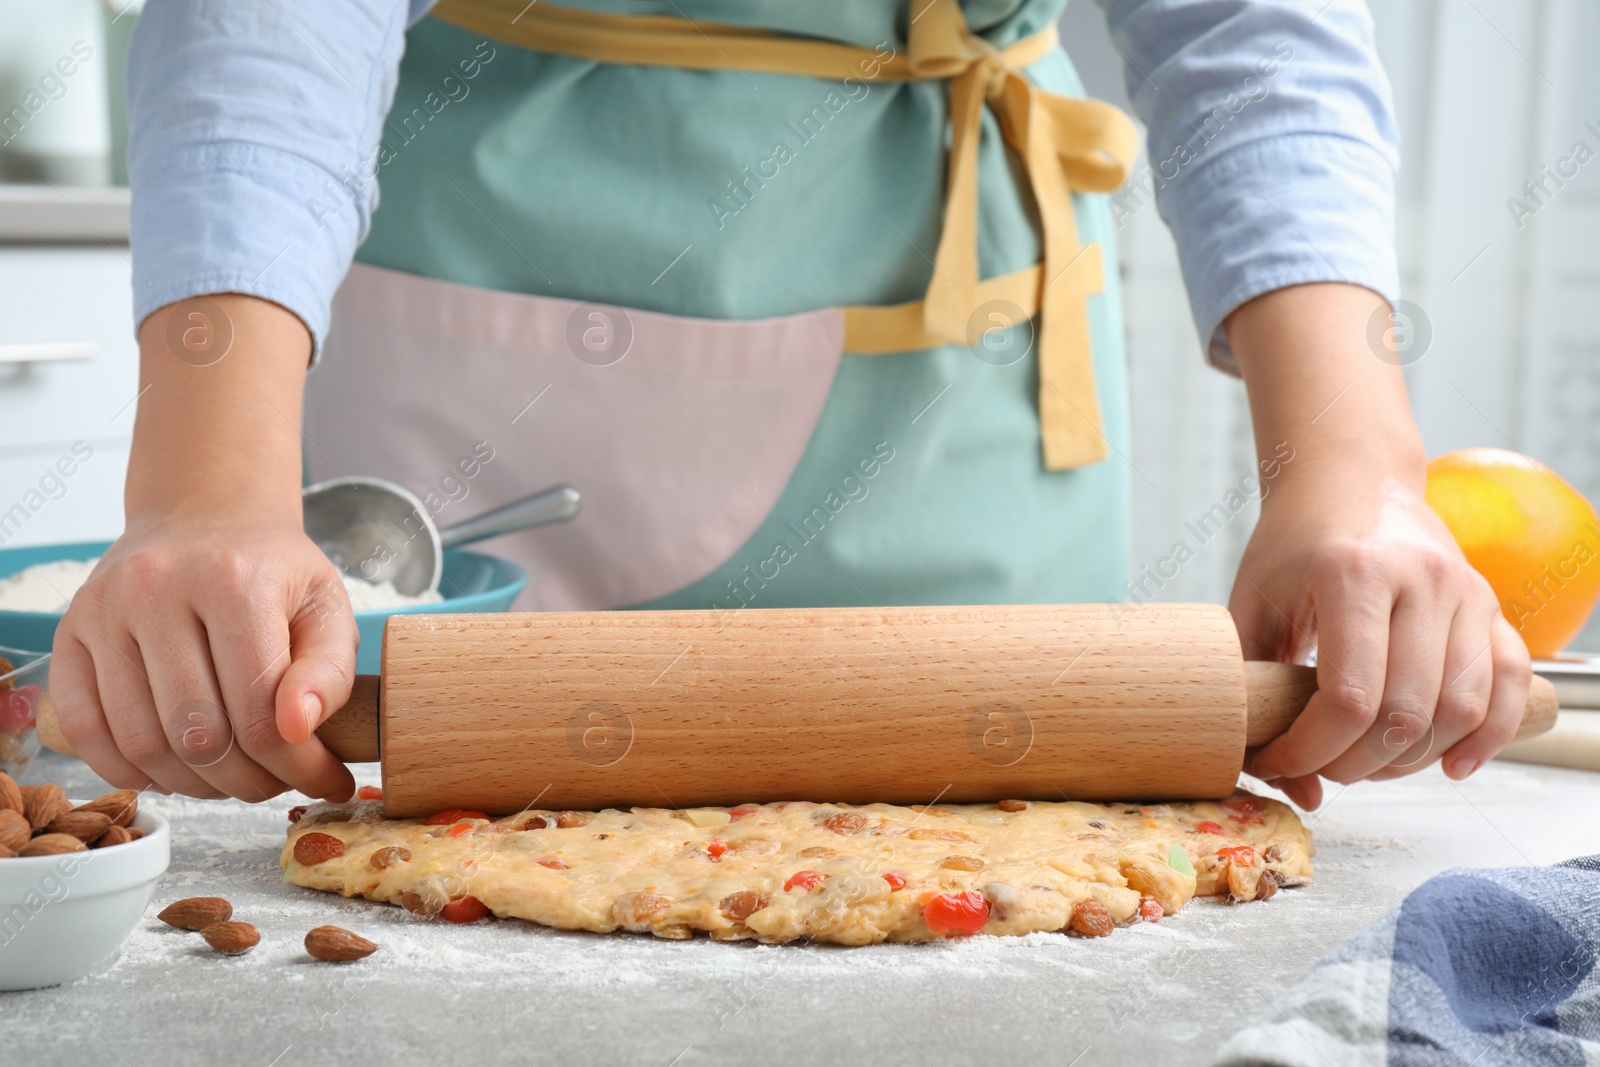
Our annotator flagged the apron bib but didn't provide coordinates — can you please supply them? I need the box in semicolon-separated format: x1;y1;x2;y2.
306;0;1136;611
306;264;844;610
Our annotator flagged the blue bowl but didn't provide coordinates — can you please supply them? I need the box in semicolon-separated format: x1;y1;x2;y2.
0;540;527;673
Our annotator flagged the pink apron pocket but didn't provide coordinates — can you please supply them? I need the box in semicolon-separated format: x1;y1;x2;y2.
305;263;845;610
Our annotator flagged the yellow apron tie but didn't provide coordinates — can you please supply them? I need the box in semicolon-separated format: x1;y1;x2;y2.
431;0;1139;470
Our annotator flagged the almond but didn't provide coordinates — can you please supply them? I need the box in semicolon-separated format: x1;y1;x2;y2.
75;789;138;828
305;924;378;962
0;809;29;852
200;921;259;954
126;827;145;841
23;782;69;833
0;771;21;814
47;810;112;843
0;844;14;858
157;896;233;930
95;825;134;848
19;833;88;856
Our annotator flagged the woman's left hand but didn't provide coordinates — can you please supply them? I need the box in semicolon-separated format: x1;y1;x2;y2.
1224;282;1532;810
1229;455;1531;810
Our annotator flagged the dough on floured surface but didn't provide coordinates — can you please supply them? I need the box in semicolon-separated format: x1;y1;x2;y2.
281;793;1313;945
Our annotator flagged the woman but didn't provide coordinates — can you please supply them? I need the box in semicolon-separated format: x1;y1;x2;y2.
53;0;1530;811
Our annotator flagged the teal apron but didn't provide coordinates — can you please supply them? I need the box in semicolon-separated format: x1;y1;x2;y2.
308;0;1130;612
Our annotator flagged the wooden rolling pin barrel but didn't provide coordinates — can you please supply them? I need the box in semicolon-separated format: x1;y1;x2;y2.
40;604;1558;817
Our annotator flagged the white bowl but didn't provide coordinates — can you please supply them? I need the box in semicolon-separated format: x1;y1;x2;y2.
0;801;170;990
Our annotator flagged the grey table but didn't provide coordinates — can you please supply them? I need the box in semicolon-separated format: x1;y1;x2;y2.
8;749;1599;1067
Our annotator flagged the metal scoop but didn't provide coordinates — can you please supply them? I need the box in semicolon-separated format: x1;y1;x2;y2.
303;476;580;596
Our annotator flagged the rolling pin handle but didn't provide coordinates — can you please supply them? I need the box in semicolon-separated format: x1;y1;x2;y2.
1243;661;1560;748
35;693;72;757
35;675;383;765
316;675;382;763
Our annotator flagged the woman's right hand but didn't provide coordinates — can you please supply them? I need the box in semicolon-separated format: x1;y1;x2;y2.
49;293;356;802
52;510;359;801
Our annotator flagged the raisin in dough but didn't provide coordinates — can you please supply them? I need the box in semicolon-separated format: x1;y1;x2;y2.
281;793;1313;945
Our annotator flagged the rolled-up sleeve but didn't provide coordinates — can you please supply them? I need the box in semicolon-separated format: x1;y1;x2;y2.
1097;0;1401;372
126;0;427;351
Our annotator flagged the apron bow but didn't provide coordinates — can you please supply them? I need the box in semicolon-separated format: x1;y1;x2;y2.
431;0;1141;469
909;0;1138;467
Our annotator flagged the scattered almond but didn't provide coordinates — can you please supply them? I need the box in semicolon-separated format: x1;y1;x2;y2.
0;809;28;851
305;924;378;962
75;789;138;828
158;896;234;930
201;921;259;954
0;772;21;814
19;833;87;856
23;782;69;832
95;825;134;848
47;810;112;843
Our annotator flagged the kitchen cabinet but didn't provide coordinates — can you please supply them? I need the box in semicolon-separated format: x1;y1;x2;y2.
0;234;136;548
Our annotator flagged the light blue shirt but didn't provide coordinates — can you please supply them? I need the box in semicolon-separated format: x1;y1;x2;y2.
126;0;1400;367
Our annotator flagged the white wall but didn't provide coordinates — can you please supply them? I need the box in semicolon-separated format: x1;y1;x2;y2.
1063;0;1600;650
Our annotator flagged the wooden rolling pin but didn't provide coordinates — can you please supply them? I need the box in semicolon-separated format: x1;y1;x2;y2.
39;604;1558;817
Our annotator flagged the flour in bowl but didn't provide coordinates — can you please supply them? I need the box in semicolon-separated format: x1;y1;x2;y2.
0;558;97;612
339;574;443;610
0;556;441;613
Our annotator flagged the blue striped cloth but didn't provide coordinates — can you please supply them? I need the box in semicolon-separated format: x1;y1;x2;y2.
1214;856;1600;1065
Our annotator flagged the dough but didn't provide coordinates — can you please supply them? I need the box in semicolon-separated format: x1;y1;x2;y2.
281;793;1312;944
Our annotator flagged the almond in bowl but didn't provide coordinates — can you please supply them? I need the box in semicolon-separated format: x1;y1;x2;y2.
0;775;170;990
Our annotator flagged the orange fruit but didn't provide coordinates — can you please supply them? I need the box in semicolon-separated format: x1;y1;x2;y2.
1426;447;1600;657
